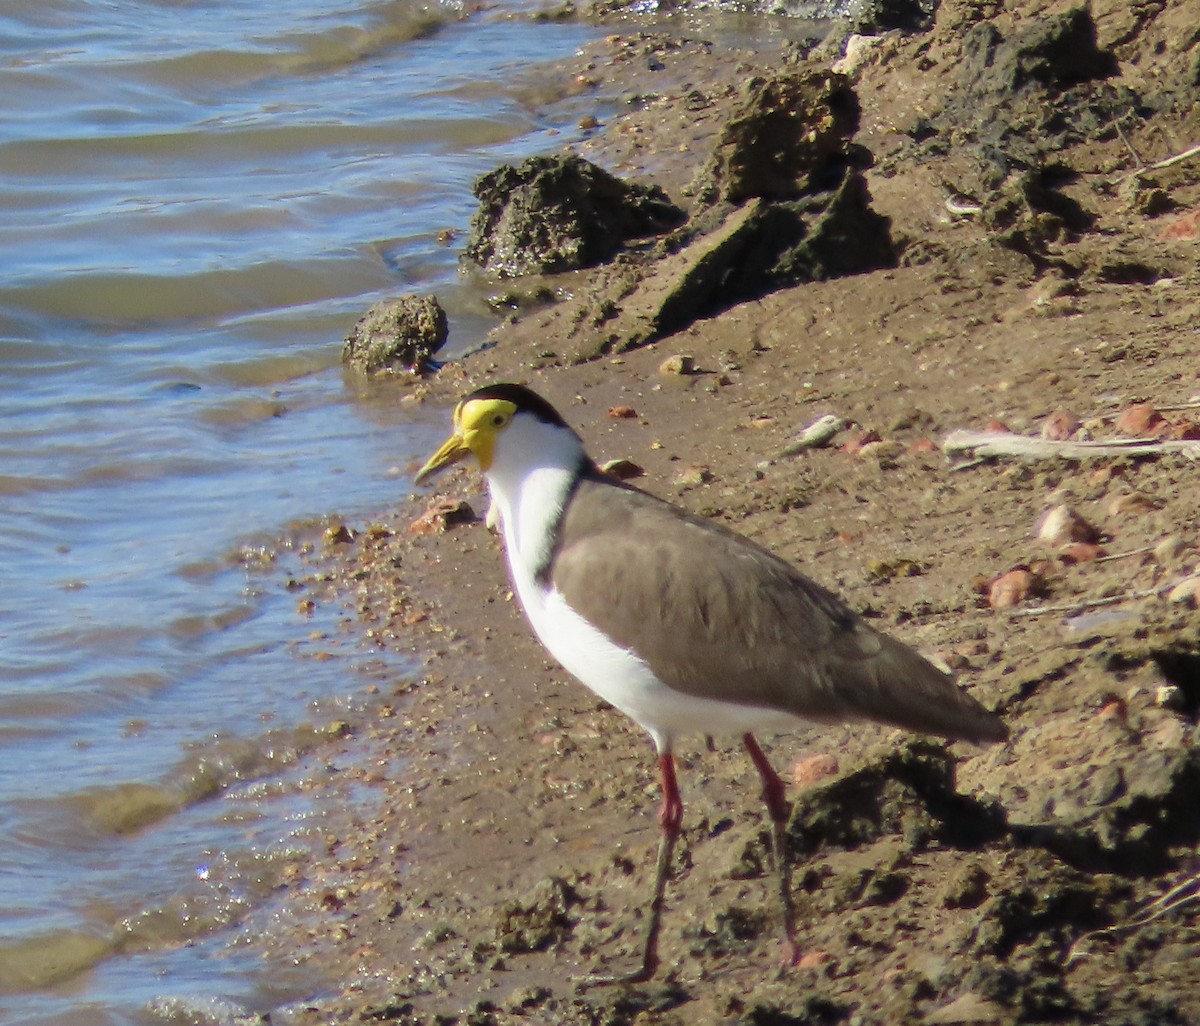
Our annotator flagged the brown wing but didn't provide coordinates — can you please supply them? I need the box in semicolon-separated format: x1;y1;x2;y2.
549;474;1006;744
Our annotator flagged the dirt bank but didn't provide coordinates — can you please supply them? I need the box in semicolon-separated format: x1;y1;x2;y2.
254;3;1200;1024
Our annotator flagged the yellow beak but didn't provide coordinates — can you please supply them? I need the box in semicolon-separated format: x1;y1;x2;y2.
414;432;472;485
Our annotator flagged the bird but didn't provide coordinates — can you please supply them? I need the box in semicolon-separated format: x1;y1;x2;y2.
415;382;1007;984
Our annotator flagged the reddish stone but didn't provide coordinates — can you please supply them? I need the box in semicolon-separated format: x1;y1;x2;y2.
1040;409;1081;441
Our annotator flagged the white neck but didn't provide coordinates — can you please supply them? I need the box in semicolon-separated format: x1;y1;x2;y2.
483;415;585;587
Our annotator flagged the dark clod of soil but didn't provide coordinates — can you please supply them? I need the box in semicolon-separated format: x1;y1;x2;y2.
786;740;1006;860
343;294;448;374
690;70;863;208
465;154;685;277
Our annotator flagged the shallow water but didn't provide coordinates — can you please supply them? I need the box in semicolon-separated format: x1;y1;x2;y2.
0;0;602;1020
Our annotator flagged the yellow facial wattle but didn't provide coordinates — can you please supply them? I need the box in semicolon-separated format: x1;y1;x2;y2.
414;396;516;482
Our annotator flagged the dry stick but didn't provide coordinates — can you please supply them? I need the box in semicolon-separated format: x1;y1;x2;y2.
1114;140;1200;182
1087;400;1200;419
1114;119;1144;167
1009;586;1167;619
1064;871;1200;967
1094;544;1156;564
943;429;1200;462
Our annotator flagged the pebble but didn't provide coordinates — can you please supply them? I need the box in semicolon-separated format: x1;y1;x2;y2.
1040;409;1080;441
658;354;695;375
674;465;713;486
600;458;644;480
1106;491;1158;518
1166;575;1200;606
796;949;833;970
1155;684;1185;709
1153;535;1187;565
792;753;838;790
1035;504;1100;545
1058;542;1104;564
324;523;355;545
407;500;476;536
989;568;1037;609
840;427;882;453
1114;402;1167;437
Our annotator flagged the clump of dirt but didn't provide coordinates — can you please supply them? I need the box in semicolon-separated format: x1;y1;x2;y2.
494;877;583;954
464;154;684;277
689;70;864;206
786;740;1005;859
343;294;447;374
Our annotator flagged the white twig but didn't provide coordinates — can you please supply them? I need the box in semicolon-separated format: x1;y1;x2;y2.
1009;587;1167;619
1114;141;1200;182
1065;871;1200;967
1094;545;1155;564
943;429;1200;462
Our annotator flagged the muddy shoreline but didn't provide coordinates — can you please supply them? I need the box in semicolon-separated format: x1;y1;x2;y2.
256;3;1200;1024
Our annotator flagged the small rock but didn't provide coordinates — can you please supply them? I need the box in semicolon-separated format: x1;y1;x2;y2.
674;465;712;486
466;154;684;277
600;458;644;481
1114;402;1168;437
867;558;922;581
407;500;477;536
1168;418;1200;440
323;523;355;545
659;354;696;376
796;949;833;970
1105;491;1159;518
925;992;1009;1025
1036;504;1100;545
1058;542;1104;564
343;294;448;375
988;568;1038;609
1166;575;1200;607
1154;684;1185;709
1154;536;1188;565
940;650;971;671
939;863;991;909
1040;409;1080;441
494;877;578;953
858;439;906;466
792;753;838;791
1158;207;1200;241
840;427;882;453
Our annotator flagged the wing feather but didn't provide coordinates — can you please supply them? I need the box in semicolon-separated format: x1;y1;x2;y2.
549;475;1005;744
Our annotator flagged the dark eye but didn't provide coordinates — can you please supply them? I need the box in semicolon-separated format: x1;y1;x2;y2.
492;413;507;427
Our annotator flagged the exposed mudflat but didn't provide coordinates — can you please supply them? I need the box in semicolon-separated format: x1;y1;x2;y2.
255;3;1200;1024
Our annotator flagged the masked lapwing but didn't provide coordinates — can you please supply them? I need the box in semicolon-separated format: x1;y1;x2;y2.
416;382;1007;984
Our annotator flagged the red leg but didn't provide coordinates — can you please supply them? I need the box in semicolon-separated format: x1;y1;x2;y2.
579;749;682;988
743;733;801;965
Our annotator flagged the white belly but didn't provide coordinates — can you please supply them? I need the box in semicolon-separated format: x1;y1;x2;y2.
517;577;800;752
